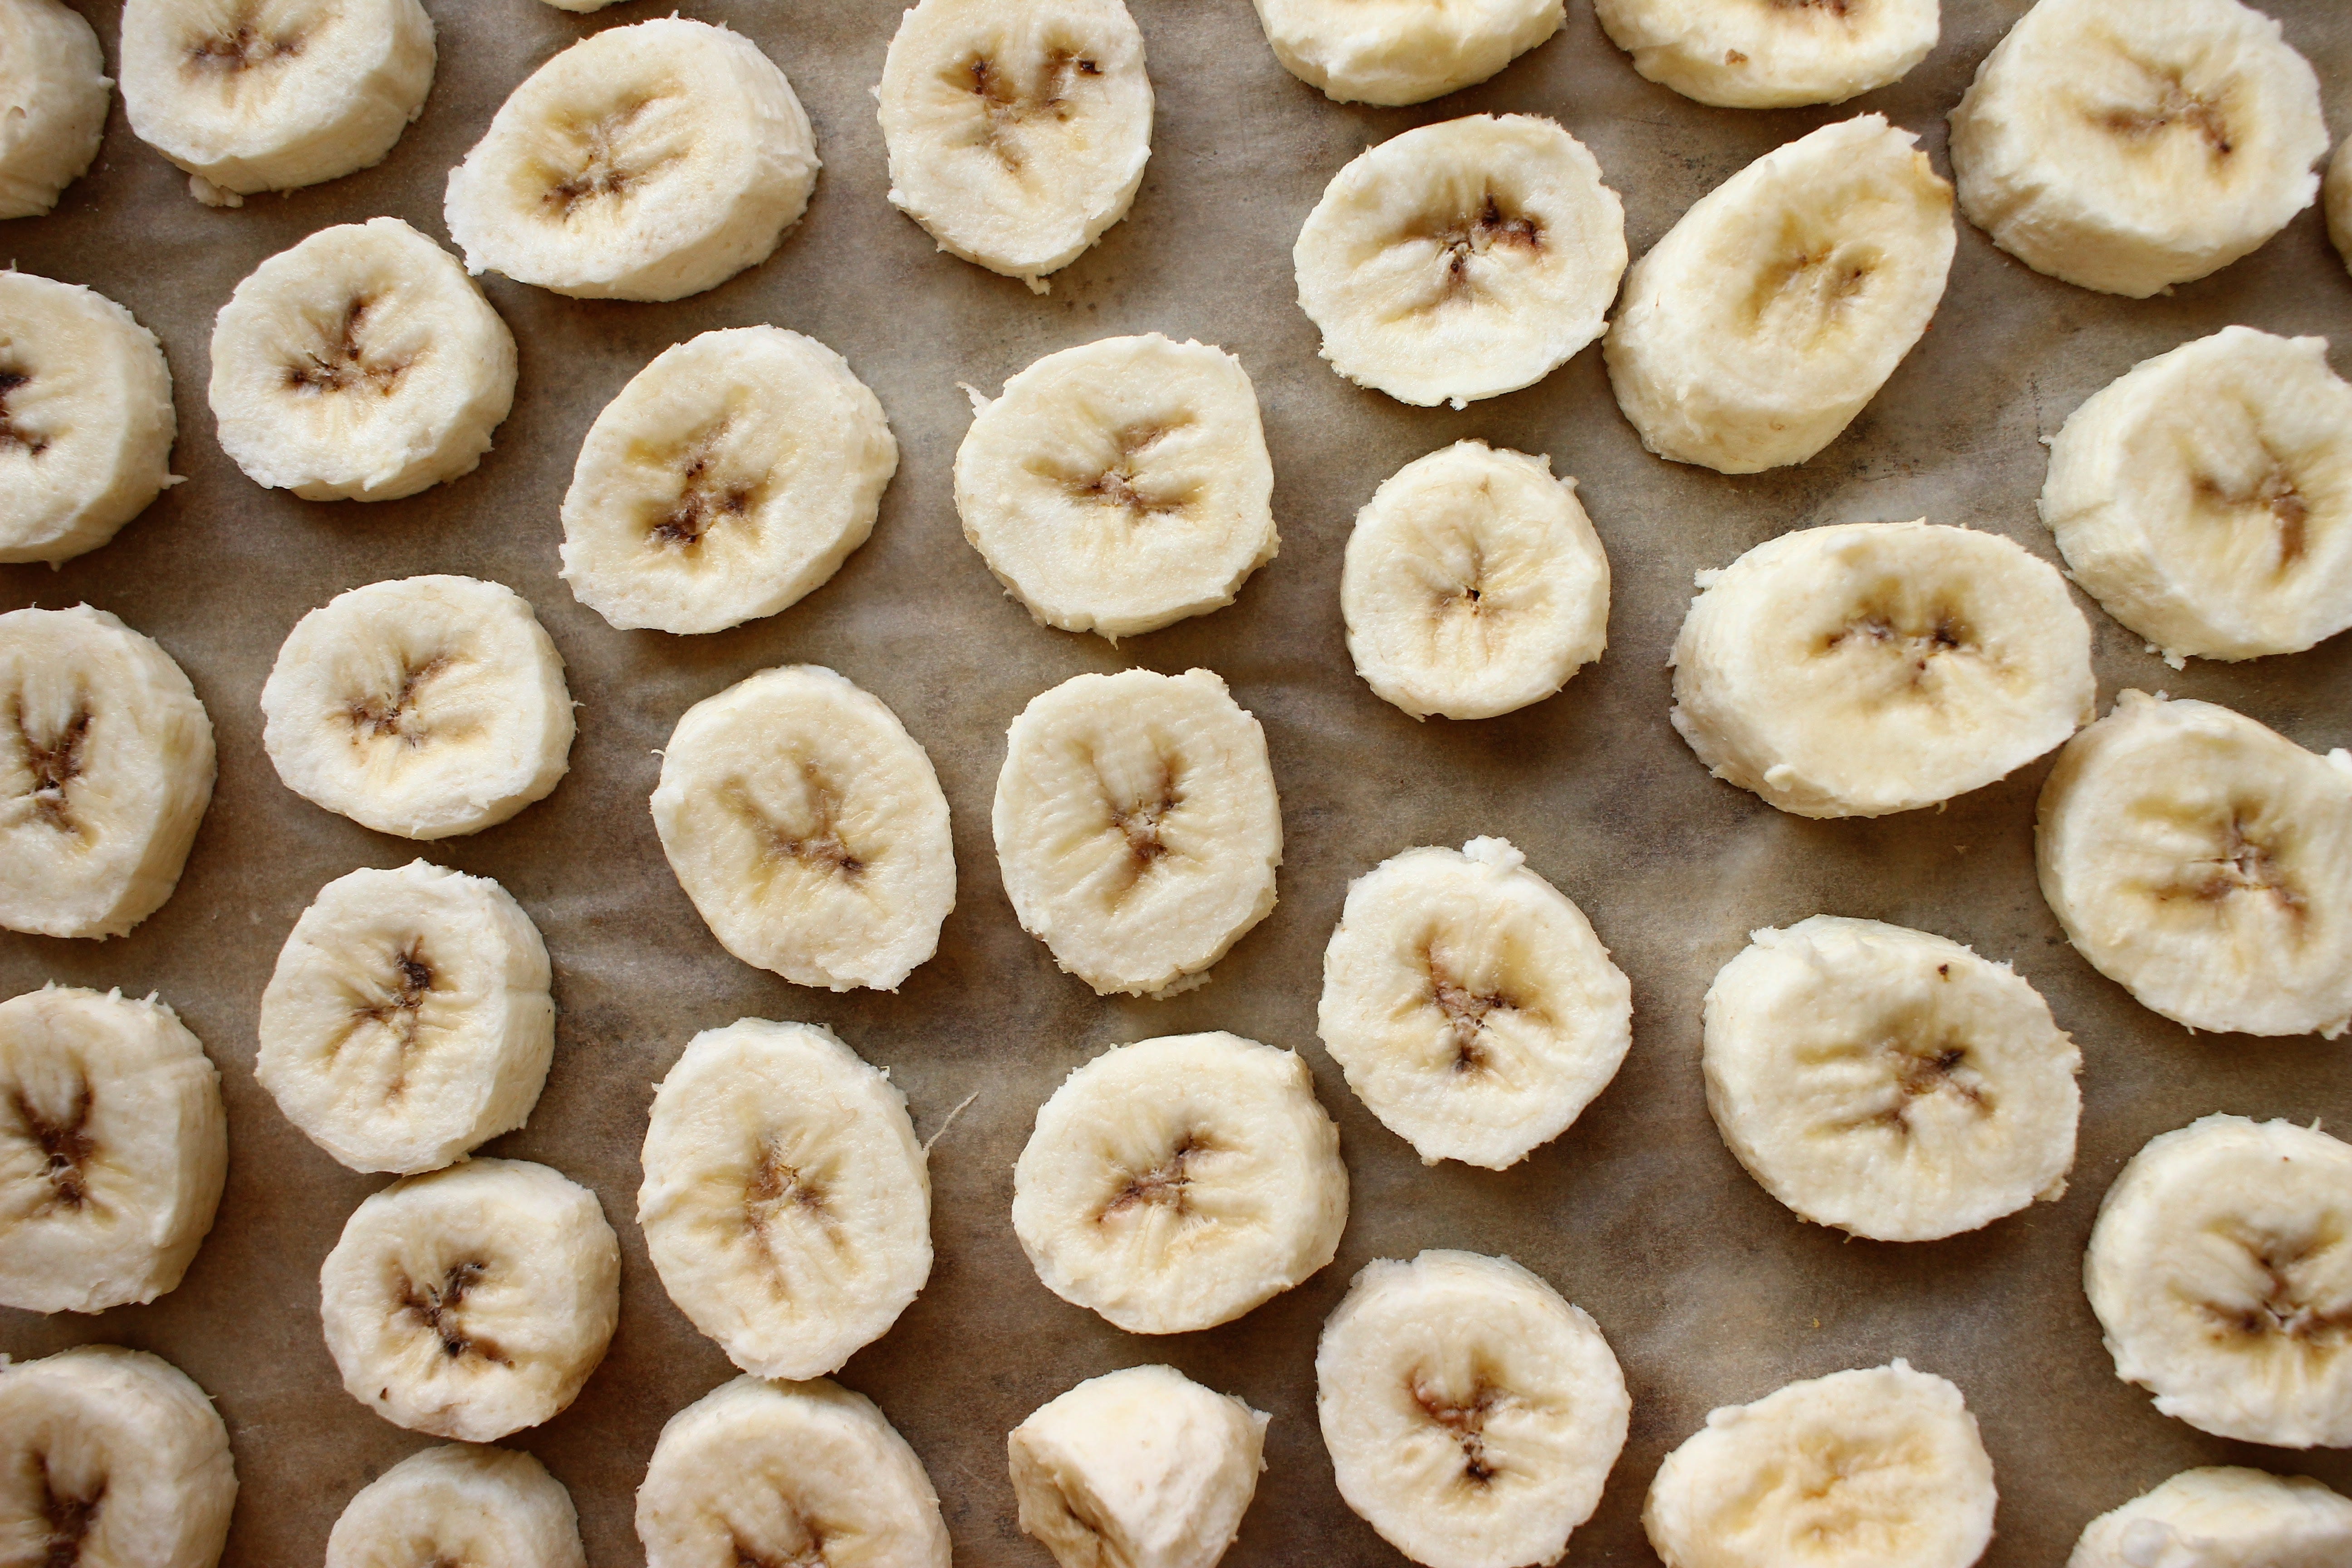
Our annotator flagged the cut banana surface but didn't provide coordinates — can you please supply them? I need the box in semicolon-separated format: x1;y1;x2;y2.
559;327;898;636
1671;520;2096;819
1296;114;1625;409
1249;0;1561;107
1594;0;1937;109
651;666;955;993
955;334;1276;641
2330;138;2352;274
326;1443;586;1568
0;0;108;218
993;668;1281;998
1012;1032;1348;1334
2069;1465;2352;1568
1604;114;1954;474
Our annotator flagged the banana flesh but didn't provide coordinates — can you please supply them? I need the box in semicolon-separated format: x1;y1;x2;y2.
2329;137;2352;274
1594;0;1937;109
2069;1466;2352;1568
326;1444;586;1568
0;0;108;218
1247;0;1563;108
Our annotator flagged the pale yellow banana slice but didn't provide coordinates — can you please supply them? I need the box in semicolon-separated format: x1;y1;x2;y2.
1248;0;1562;107
327;1443;586;1568
2069;1465;2352;1568
2329;138;2352;275
1594;0;1937;110
0;0;108;218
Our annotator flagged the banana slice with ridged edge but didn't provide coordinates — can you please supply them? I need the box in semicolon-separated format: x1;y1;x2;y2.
1594;0;1937;110
1248;0;1562;107
327;1444;587;1568
2070;1466;2352;1568
0;0;108;218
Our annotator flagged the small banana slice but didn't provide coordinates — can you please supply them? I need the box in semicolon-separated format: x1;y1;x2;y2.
327;1443;586;1568
1671;520;2096;819
2329;138;2352;275
1340;441;1608;721
1294;114;1626;410
1248;0;1561;107
993;668;1281;998
444;18;818;302
651;666;955;993
2070;1465;2352;1568
1948;0;2328;299
559;328;898;636
1012;1032;1348;1335
2036;691;2352;1039
1316;1250;1628;1568
1604;115;1954;474
877;0;1152;293
0;0;108;218
1593;0;1937;110
0;605;215;940
260;575;574;842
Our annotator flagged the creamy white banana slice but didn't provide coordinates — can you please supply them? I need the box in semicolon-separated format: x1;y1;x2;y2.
1295;114;1626;409
1248;0;1561;107
955;334;1276;641
2070;1465;2352;1568
1948;0;2328;299
1604;114;1953;474
1012;1032;1348;1335
559;327;898;636
0;0;108;218
651;666;955;993
0;605;215;940
1671;520;2096;819
446;18;816;302
1594;0;1937;109
2329;138;2352;275
994;667;1281;998
327;1443;586;1568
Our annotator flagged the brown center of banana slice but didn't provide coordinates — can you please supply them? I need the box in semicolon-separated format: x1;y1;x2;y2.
399;1259;510;1365
37;1459;103;1567
286;296;412;398
9;695;92;835
1423;944;1519;1075
2190;453;2309;573
647;421;766;552
731;766;867;885
962;49;1100;172
346;654;451;748
0;367;48;456
743;1142;833;1246
1410;195;1545;310
1822;603;1978;690
2155;810;2306;921
183;10;302;78
11;1078;97;1212
1100;1132;1213;1220
337;940;441;1095
1410;1372;1512;1489
1055;422;1190;521
538;97;683;217
2202;1225;2352;1350
2097;68;2235;159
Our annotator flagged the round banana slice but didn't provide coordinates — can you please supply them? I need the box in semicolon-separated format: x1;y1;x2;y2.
1318;838;1632;1171
2041;326;2352;664
0;0;108;218
2329;138;2352;275
1593;0;1937;110
1671;520;2096;819
258;861;554;1176
954;334;1276;641
327;1443;586;1568
1316;1250;1629;1568
1604;114;1954;474
320;1157;620;1442
2070;1465;2352;1568
1340;441;1609;721
1947;0;2328;299
1247;0;1562;107
993;667;1282;998
260;575;574;842
559;327;899;636
1295;114;1627;409
877;0;1152;293
0;605;215;940
1012;1032;1348;1335
2037;691;2352;1039
651;666;955;993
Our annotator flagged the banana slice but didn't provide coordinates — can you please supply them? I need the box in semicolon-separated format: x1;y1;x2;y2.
2070;1465;2352;1568
955;334;1275;641
1012;1031;1348;1335
993;668;1281;998
260;575;574;842
1604;114;1954;474
327;1443;586;1568
1318;838;1632;1171
651;666;955;993
1671;520;2096;819
1340;441;1609;721
1009;1363;1268;1568
559;327;898;636
0;0;108;218
320;1156;620;1441
877;0;1152;293
0;605;215;940
2329;138;2352;275
1947;0;2328;299
1294;114;1627;409
1247;0;1561;107
1593;0;1937;110
1316;1250;1628;1568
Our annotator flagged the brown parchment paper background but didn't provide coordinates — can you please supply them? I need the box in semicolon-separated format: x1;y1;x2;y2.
6;0;2352;1561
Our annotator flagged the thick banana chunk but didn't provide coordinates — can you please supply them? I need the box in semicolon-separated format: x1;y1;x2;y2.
1316;1250;1628;1568
1671;520;2095;819
2329;139;2352;275
1248;0;1561;107
1013;1032;1348;1334
445;18;818;302
560;328;898;636
0;0;108;218
1948;0;2327;299
1595;0;1936;109
1605;115;1953;473
327;1443;586;1568
2069;1465;2352;1568
1295;114;1626;409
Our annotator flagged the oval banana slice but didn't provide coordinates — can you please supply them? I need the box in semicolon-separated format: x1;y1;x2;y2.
1295;114;1626;409
1316;1250;1629;1568
1671;520;2096;819
559;327;898;636
1605;114;1954;474
954;334;1276;641
2330;137;2352;275
1012;1032;1348;1334
1593;0;1937;110
1247;0;1562;107
0;0;108;218
327;1443;586;1568
2070;1465;2352;1568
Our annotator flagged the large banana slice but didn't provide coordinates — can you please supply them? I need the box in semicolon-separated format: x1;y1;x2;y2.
0;605;215;940
993;668;1281;998
2070;1465;2352;1568
651;666;955;993
954;334;1276;641
1340;441;1608;721
327;1443;586;1568
1947;0;2328;299
1247;0;1561;107
2329;138;2352;275
2036;691;2352;1039
0;0;108;218
1604;115;1953;474
1012;1031;1348;1334
1294;114;1626;409
1671;520;2096;819
1593;0;1936;110
444;18;818;302
559;328;898;636
877;0;1152;293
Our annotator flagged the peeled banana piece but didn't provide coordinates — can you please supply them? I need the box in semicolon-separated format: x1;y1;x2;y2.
2330;138;2352;274
327;1443;586;1568
0;0;108;218
2069;1466;2352;1568
1248;0;1562;107
1594;0;1937;109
